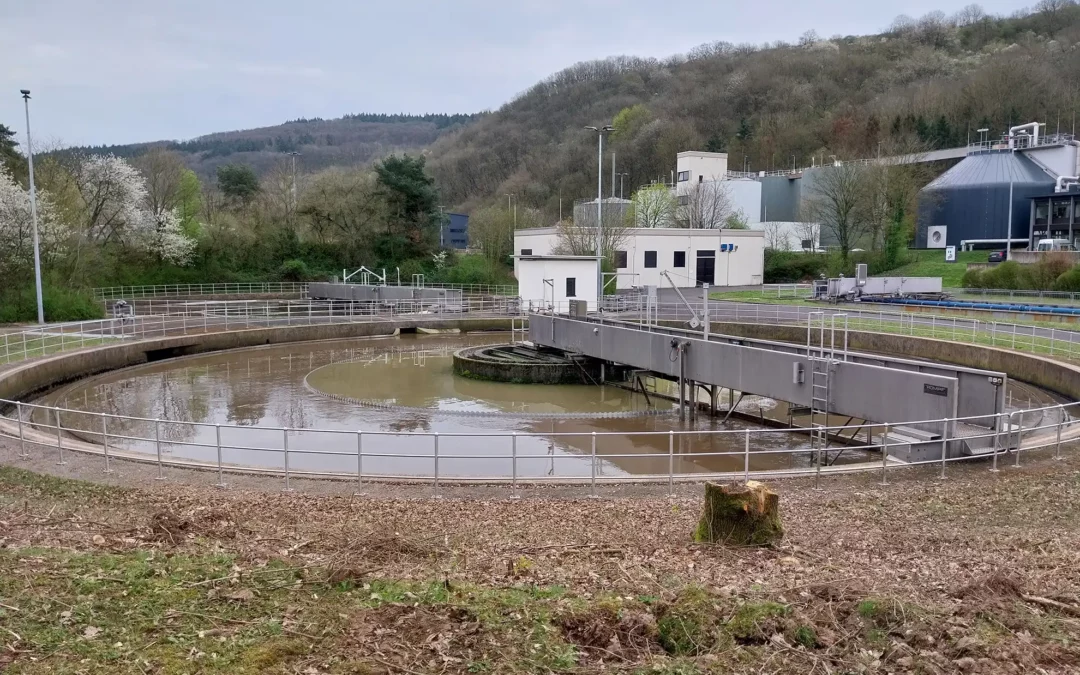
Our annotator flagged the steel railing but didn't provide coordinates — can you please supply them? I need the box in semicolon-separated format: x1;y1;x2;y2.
6;297;1080;367
2;396;1076;495
91;281;519;301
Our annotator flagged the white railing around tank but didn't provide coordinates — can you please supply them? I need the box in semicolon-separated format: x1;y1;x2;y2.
91;281;519;301
5;297;1080;367
2;396;1075;495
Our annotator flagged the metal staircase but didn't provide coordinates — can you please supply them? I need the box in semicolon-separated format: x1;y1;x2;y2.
807;312;848;466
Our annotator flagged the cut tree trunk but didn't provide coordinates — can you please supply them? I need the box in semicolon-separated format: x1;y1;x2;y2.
694;481;783;546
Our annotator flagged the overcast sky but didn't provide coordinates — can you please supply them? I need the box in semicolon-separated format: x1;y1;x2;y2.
1;0;1031;147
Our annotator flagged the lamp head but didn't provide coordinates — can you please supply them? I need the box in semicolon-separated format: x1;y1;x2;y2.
20;89;30;98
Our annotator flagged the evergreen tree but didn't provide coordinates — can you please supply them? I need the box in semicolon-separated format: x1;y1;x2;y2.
216;164;261;204
736;118;753;141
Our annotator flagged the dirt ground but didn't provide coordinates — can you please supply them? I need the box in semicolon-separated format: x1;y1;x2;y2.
2;439;1080;674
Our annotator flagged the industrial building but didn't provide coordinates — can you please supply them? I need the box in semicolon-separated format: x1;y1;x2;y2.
916;124;1080;249
513;227;765;290
1028;187;1080;249
439;212;469;249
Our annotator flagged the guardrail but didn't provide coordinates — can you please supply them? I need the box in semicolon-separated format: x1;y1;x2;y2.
91;281;519;301
3;396;1075;495
6;297;1080;367
92;282;310;300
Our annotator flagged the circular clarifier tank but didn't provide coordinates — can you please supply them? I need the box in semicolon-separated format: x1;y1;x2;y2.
31;332;1065;480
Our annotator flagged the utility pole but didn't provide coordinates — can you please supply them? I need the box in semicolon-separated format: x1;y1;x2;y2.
20;90;44;325
611;151;616;198
505;193;516;254
287;151;300;210
618;172;628;200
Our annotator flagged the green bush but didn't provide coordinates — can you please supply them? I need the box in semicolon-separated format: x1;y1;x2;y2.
0;286;104;324
977;261;1022;289
763;250;828;283
961;267;985;288
1018;254;1073;290
1055;265;1080;292
278;259;311;281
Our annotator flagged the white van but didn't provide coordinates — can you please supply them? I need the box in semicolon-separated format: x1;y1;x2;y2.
1035;238;1076;252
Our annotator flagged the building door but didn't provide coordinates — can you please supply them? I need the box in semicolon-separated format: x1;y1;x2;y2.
695;251;716;286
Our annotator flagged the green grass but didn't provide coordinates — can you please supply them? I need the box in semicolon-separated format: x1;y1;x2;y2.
885;249;985;287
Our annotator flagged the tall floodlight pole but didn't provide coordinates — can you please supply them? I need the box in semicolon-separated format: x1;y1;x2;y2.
585;125;614;297
20;90;44;325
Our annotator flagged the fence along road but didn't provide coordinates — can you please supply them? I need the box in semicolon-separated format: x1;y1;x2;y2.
1;300;1079;495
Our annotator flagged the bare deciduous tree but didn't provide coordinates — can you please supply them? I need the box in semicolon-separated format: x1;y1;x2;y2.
679;180;734;229
801;163;871;262
552;209;630;269
762;221;788;250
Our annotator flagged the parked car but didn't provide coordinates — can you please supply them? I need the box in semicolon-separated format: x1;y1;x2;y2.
988;250;1006;263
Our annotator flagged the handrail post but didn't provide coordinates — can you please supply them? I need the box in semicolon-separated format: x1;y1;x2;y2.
154;419;164;480
17;402;27;460
743;428;750;483
433;432;441;499
1055;411;1064;461
101;415;113;474
939;418;950;480
668;430;674;497
55;407;66;466
511;433;519;499
589;432;598;498
215;424;226;489
283;427;293;492
880;424;889;486
355;431;364;495
991;413;1002;473
1013;411;1022;468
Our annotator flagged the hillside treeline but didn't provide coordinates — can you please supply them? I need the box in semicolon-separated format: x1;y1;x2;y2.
428;3;1080;220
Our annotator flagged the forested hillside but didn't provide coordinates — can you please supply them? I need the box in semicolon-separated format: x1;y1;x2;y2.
429;4;1080;220
66;113;482;180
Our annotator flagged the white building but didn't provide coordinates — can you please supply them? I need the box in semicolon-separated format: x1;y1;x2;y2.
514;227;764;290
676;151;729;188
513;255;600;310
673;152;762;228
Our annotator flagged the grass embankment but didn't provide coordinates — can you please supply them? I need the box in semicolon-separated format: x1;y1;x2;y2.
886;249;985;287
2;461;1080;673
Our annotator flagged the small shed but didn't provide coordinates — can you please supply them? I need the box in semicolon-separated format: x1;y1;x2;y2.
512;255;601;312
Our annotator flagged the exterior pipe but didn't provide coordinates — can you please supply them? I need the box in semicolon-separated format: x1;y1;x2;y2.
1056;176;1079;193
1008;122;1040;149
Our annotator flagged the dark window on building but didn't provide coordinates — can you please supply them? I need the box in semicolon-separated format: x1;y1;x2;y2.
697;250;716;258
677;195;689;206
677;171;690;182
615;250;627;269
1052;199;1071;225
673;251;686;267
1035;201;1050;225
644;251;657;268
566;277;576;298
698;175;703;183
520;249;532;255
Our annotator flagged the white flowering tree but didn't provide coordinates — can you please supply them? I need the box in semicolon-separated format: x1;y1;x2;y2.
73;154;195;265
0;168;62;280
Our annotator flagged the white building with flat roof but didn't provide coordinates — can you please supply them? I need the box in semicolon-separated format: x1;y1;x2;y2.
514;228;764;290
513;255;600;310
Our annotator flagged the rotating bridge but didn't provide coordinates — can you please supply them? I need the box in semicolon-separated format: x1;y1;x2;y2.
529;313;1012;462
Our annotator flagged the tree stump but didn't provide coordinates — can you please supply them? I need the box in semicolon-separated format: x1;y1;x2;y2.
693;481;783;546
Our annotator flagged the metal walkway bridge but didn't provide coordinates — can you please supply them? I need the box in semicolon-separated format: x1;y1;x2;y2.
528;313;1011;463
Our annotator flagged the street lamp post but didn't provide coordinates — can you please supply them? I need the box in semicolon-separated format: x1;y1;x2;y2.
20;90;44;325
617;172;629;200
585;124;614;296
